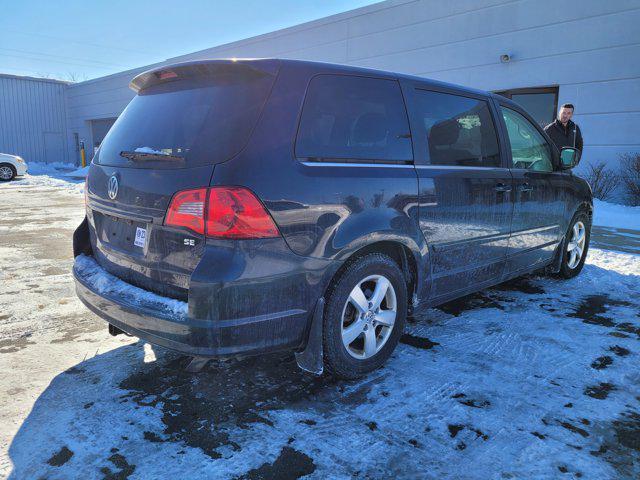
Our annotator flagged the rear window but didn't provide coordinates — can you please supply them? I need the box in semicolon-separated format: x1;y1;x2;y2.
295;75;413;163
96;70;275;168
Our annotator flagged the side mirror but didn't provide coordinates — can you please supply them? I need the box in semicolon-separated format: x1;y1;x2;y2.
560;147;580;169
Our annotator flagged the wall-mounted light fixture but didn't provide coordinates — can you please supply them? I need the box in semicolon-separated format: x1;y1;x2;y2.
500;54;511;63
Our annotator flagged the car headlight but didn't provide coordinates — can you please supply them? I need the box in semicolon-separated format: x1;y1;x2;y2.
15;157;25;164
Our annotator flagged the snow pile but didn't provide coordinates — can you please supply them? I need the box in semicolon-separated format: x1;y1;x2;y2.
74;255;188;319
593;199;640;229
26;161;76;175
64;166;89;179
13;162;85;193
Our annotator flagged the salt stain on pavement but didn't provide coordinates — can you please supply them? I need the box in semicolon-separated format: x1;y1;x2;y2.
1;169;639;479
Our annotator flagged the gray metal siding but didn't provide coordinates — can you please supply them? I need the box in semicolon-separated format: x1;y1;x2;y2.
0;75;69;164
65;67;148;164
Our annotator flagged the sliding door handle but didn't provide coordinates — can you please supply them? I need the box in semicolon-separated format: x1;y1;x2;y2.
518;182;534;192
494;183;512;192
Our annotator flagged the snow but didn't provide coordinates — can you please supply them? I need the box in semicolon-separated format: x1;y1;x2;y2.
1;171;639;479
593;199;640;230
12;162;85;193
26;161;78;176
134;147;168;155
75;255;188;318
64;166;89;179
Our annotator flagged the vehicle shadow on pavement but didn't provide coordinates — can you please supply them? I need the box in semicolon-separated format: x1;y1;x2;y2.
6;341;358;479
7;262;640;479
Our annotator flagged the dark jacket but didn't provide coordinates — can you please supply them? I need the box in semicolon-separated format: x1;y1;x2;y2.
544;119;583;153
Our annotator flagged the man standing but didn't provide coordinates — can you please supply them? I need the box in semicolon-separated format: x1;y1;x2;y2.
544;103;583;153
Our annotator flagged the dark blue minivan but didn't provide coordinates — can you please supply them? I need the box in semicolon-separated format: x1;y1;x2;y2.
73;59;592;378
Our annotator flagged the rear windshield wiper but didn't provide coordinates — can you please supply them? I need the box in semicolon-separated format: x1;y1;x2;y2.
119;150;185;162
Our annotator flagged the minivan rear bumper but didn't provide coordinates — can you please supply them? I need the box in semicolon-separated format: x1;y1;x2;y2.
73;251;333;357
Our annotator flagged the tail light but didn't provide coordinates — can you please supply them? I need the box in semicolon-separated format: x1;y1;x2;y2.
207;187;279;239
164;188;207;235
165;186;279;239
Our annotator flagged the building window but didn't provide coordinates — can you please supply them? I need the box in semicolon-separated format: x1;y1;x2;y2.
495;87;558;129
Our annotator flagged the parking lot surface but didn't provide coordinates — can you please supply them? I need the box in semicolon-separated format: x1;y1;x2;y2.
1;171;639;479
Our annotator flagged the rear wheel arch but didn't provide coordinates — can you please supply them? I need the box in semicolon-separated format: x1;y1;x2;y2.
326;240;420;309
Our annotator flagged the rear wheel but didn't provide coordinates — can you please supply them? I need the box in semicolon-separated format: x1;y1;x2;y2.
323;253;407;379
558;211;591;278
0;164;16;181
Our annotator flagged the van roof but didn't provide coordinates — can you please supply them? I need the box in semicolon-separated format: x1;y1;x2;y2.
131;58;495;100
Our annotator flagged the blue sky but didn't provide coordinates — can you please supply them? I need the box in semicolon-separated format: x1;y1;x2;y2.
0;0;379;82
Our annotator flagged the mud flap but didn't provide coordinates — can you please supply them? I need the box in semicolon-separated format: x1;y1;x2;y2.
108;323;125;336
185;356;211;373
73;216;93;258
295;297;324;375
547;234;566;274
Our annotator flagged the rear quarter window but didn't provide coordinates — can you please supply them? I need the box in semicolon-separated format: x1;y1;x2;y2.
295;75;413;163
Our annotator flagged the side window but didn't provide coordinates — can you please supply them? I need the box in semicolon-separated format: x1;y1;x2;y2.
295;75;413;163
412;90;501;167
501;107;553;172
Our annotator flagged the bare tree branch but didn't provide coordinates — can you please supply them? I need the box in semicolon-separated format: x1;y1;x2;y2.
620;153;640;206
580;161;619;201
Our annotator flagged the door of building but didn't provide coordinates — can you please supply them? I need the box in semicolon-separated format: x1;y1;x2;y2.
495;87;559;129
43;132;64;163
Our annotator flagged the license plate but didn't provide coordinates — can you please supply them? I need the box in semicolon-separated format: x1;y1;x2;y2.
134;227;147;248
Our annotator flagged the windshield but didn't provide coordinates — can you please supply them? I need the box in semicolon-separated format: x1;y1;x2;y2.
96;71;275;168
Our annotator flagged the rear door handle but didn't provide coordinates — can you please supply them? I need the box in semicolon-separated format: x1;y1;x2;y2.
494;183;512;193
518;182;534;192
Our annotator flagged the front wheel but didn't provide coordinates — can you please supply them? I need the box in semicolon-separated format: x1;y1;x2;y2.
323;253;407;379
0;164;16;181
558;211;591;279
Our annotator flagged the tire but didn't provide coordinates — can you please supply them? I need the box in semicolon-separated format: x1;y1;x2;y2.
0;163;16;181
558;210;591;279
323;253;407;379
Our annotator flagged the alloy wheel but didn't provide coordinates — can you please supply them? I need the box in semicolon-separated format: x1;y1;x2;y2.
567;220;586;269
340;274;397;360
0;166;13;180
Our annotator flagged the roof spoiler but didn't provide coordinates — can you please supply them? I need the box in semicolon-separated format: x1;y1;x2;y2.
129;59;281;92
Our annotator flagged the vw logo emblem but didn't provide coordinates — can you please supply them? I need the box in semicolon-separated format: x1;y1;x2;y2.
107;175;119;200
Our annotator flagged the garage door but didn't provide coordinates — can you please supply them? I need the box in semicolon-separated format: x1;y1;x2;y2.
90;118;117;154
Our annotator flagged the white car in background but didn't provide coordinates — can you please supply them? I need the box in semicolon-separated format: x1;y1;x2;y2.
0;153;28;181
